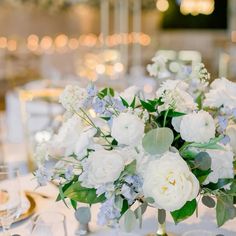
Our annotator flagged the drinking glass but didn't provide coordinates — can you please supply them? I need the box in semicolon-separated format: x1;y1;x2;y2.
0;166;21;236
29;212;67;236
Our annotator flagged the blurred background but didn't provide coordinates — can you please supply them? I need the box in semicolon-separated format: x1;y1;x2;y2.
0;0;234;169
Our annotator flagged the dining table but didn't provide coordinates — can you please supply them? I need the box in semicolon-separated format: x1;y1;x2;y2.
0;172;232;236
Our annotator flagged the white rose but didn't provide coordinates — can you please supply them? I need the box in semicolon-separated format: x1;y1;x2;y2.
119;86;142;105
203;149;234;185
59;85;87;112
111;113;144;146
143;152;199;212
226;124;236;154
203;78;236;109
80;149;125;188
180;111;215;143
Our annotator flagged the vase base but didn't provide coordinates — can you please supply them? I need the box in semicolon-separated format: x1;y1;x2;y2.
146;233;176;236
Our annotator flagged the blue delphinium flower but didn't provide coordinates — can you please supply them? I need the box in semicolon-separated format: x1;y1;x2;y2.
112;98;126;112
220;135;231;145
217;116;228;132
97;197;120;225
64;165;74;180
87;84;98;97
93;97;106;114
35;167;53;186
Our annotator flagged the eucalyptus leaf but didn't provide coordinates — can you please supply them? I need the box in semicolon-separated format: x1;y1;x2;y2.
124;160;137;175
202;196;215;208
142;128;174;155
75;207;91;224
189;136;224;150
115;196;124;211
216;195;236;227
145;197;155;204
120;209;137;233
195;152;211;171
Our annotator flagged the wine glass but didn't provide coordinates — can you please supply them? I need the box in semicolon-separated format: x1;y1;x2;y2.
29;212;67;236
0;166;21;236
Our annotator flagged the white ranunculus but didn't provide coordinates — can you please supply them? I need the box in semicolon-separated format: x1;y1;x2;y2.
203;78;236;109
156;88;197;113
226;124;236;154
59;85;87;112
143;152;199;212
119;86;142;105
180;111;215;143
156;80;189;96
80;149;125;188
111;113;144;146
203;149;234;185
53;115;95;156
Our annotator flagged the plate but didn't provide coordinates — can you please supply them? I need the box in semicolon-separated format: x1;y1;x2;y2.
15;192;37;224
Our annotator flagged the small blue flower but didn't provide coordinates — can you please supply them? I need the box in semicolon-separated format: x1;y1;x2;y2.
220;135;231;145
64;165;74;180
112;98;126;112
87;84;98;97
217;116;228;132
93;97;106;114
97;197;120;225
35;167;53;186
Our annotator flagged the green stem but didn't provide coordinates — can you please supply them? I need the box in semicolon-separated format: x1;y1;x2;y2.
163;110;169;127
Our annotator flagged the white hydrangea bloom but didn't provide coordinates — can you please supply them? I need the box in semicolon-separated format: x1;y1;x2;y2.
203;78;236;109
59;85;88;112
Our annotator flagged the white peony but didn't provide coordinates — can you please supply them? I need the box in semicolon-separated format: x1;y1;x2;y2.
59;85;87;112
203;78;236;109
171;116;182;132
203;149;234;185
180;111;215;143
143;152;199;212
53;115;95;156
111;113;144;146
80;149;125;188
226;124;236;154
119;86;142;105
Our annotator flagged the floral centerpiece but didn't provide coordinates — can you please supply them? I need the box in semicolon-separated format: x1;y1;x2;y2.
35;55;236;235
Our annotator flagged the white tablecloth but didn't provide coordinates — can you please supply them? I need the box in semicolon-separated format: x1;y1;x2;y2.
2;174;235;236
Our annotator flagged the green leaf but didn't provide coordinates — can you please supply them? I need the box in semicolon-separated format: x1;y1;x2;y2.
121;209;137;233
120;96;129;108
145;197;155;204
70;199;77;210
161;109;185;118
120;199;129;215
130;96;136;108
124;160;137;175
192;169;211;184
134;203;147;228
140;99;156;112
108;88;115;97
142;127;174;155
115;195;124;211
216;195;236;227
195;152;211;171
202;196;215;208
171;199;197;224
64;182;106;204
75;207;91;224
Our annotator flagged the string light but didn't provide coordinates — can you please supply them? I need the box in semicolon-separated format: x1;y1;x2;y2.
180;0;215;16
156;0;169;12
